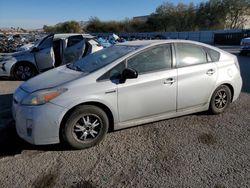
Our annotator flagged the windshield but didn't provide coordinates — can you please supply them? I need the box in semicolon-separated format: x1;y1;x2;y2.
33;34;53;48
69;45;139;73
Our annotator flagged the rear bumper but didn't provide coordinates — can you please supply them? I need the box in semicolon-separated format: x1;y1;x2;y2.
232;75;242;102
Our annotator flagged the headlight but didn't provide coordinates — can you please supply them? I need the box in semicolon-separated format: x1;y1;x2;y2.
21;88;68;105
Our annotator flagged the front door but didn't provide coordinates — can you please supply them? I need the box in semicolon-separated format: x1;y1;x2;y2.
34;34;55;71
117;44;177;122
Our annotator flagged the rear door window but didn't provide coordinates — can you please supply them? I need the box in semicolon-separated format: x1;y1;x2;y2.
176;43;208;67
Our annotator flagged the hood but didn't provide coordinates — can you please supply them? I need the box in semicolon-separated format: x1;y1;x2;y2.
0;51;30;60
12;50;31;57
20;65;86;93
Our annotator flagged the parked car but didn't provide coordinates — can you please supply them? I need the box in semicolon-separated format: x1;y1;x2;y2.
239;37;250;56
12;40;242;149
0;33;103;80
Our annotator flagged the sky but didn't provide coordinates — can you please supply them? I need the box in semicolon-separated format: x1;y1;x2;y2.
0;0;203;29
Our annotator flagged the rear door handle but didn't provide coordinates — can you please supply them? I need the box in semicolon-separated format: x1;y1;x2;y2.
206;69;215;75
164;78;175;85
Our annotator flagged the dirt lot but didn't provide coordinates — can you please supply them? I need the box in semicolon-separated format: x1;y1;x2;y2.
0;46;249;188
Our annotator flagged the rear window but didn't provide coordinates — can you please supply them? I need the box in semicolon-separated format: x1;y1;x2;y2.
205;48;220;62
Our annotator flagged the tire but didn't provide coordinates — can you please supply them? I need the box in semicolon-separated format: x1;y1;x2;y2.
13;62;36;80
61;105;109;149
209;85;232;115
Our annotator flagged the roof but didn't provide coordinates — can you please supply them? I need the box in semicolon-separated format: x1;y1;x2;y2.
116;39;210;47
54;33;94;39
116;39;224;53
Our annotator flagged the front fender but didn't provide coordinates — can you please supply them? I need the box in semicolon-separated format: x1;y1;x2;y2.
54;97;119;129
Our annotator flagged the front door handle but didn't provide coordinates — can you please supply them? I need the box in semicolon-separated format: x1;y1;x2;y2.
206;69;215;75
105;90;116;94
164;78;175;85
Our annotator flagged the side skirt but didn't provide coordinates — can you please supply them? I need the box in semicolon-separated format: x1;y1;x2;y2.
114;104;209;130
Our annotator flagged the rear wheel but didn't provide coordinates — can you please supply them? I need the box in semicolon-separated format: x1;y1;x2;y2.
209;85;232;114
13;63;36;80
61;105;109;149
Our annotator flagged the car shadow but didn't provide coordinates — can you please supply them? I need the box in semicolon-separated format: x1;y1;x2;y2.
0;94;13;115
0;125;66;158
0;94;66;158
0;76;15;81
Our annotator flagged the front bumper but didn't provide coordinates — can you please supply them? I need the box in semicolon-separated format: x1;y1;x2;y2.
0;61;9;76
0;58;16;77
13;100;67;145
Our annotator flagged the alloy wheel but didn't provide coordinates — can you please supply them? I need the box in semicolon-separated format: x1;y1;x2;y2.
214;90;228;109
72;114;102;142
15;65;32;80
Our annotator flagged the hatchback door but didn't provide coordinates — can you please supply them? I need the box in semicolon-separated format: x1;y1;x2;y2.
62;35;85;64
117;44;177;122
175;43;218;110
34;34;55;71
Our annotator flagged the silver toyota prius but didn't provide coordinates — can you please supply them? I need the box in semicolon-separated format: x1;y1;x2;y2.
12;40;242;149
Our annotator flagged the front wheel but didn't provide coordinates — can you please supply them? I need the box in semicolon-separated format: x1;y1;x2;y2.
61;105;109;149
13;63;36;80
209;85;232;114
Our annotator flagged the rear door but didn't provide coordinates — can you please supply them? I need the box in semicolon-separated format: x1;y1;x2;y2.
175;43;218;110
62;35;85;64
34;34;55;71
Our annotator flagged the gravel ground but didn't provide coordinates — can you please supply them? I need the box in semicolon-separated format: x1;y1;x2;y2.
0;46;249;188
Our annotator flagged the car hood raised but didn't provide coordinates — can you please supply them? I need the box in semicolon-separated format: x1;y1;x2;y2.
20;65;86;93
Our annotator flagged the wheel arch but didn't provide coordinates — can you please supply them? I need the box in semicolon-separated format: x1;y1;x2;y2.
223;83;234;102
210;82;234;103
59;101;115;141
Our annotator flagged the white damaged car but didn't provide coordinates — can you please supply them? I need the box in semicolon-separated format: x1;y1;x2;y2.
0;33;103;80
13;40;242;149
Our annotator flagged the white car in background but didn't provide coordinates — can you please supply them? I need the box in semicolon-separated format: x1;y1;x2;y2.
0;33;103;80
12;40;242;149
240;37;250;56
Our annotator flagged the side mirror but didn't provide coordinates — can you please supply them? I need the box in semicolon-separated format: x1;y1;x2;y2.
31;47;39;53
120;68;138;83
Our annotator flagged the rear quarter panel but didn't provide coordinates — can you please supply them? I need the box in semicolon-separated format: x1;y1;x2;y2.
214;52;242;101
